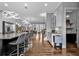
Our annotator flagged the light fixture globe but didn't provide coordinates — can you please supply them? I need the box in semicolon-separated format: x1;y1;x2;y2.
55;27;59;31
4;3;8;7
24;3;28;9
44;3;48;7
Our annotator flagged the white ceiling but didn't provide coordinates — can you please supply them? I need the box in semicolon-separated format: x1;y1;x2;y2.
0;2;61;24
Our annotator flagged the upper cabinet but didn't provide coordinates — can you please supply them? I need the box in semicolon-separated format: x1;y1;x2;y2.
46;13;56;32
47;13;56;27
54;3;64;27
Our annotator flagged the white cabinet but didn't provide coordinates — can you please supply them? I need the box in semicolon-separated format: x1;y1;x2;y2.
46;13;56;32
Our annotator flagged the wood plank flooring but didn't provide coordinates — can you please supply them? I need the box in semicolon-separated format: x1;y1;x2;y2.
24;33;79;56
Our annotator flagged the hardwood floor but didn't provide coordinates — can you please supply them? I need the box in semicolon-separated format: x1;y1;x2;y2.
67;42;77;48
24;33;79;56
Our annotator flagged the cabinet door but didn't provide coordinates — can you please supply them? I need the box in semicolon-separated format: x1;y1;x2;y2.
51;14;56;28
0;21;2;33
47;13;56;31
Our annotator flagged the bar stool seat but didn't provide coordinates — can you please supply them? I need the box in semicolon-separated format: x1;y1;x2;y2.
9;40;17;45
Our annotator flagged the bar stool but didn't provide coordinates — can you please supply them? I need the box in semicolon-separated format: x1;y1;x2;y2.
25;32;32;51
8;33;26;56
54;35;63;49
23;33;30;53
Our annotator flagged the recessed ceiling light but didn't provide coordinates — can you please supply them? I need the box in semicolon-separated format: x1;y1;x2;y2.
25;3;28;6
4;3;8;7
40;12;46;17
55;27;59;31
54;14;56;16
44;3;48;7
66;15;70;18
24;3;28;9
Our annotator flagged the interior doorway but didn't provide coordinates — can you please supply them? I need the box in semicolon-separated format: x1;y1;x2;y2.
66;9;77;48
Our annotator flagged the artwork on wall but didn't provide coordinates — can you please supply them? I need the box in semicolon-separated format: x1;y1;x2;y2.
2;21;15;34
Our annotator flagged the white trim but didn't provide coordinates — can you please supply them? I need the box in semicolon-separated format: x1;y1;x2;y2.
63;8;66;48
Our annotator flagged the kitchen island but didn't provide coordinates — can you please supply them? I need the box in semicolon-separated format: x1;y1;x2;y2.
0;32;27;55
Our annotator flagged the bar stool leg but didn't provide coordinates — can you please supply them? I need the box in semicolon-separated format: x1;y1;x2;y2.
24;40;26;53
17;44;19;56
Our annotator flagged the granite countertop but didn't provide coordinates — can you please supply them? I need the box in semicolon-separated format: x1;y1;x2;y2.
0;32;27;39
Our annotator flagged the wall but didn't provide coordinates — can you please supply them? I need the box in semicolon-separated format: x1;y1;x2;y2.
55;5;63;27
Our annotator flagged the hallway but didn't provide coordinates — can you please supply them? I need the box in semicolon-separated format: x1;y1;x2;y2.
25;33;79;56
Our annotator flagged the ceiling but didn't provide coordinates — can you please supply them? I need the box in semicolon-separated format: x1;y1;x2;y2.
0;2;61;24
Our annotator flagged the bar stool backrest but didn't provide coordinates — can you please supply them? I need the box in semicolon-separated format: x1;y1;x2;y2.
16;34;26;44
25;33;29;40
55;35;63;44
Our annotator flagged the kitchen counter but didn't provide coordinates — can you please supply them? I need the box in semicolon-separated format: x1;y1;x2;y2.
0;32;27;40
